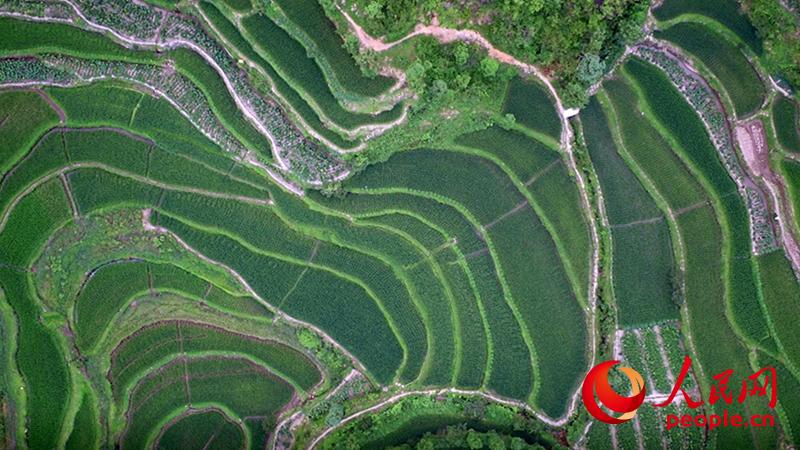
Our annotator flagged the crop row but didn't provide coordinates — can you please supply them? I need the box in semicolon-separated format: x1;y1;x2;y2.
195;1;361;151
156;408;244;450
236;9;404;130
0;178;73;450
110;319;320;407
314;190;531;399
624;57;774;348
270;0;397;98
634;45;777;253
122;356;292;449
336;145;589;416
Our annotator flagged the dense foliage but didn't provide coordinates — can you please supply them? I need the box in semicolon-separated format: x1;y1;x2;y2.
743;0;800;90
345;0;649;105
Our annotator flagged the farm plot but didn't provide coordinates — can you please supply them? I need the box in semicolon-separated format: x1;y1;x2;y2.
46;82;264;176
110;320;320;406
155;214;404;384
158;188;429;382
195;2;360;149
500;77;561;142
0;17;158;64
677;205;770;447
0;90;60;173
581;97;678;326
652;0;763;53
313;190;530;397
756;251;800;372
47;83;143;126
65;385;100;450
655;22;766;117
342;147;587;412
237;10;404;130
455;126;591;299
122;356;293;449
773;96;800;153
170;48;274;153
758;352;800;445
73;260;151;351
782;159;800;232
155;409;245;450
271;0;396;97
623;57;771;349
0;178;73;450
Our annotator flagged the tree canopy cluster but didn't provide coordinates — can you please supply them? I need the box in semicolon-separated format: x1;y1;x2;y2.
349;0;649;106
743;0;800;91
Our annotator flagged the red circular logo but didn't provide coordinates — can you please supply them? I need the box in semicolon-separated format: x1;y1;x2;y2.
582;360;646;424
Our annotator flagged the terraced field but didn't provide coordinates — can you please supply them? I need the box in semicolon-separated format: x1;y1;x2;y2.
655;22;766;117
2;0;800;448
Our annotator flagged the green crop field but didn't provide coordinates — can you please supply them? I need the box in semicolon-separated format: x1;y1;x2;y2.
156;409;245;450
773;96;800;153
655;22;765;117
653;0;763;53
2;2;800;448
500;78;562;141
238;10;404;130
582;97;679;326
272;0;396;97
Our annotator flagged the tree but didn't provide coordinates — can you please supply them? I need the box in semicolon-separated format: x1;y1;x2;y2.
467;430;483;449
480;58;500;78
297;328;321;350
364;1;384;19
488;432;507;450
576;54;605;84
416;436;435;450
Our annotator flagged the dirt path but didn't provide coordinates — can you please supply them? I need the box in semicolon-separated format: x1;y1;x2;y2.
33;88;66;123
736;118;800;271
